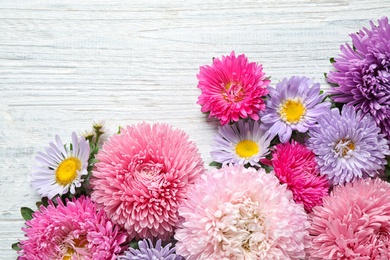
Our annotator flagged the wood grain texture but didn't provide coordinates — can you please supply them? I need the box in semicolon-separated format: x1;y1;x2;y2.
1;0;389;258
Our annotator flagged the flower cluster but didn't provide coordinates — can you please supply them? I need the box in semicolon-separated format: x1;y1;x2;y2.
14;17;390;260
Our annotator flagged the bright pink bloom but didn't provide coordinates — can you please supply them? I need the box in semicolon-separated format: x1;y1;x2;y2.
308;178;390;259
271;141;329;212
19;196;128;260
91;123;205;241
197;51;270;125
175;165;310;259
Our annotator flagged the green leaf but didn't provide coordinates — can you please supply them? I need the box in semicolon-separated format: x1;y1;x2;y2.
129;239;139;249
12;242;21;251
209;161;222;168
329;57;335;63
21;207;34;221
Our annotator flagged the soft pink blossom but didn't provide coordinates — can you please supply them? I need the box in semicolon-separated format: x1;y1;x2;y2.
308;178;390;259
19;196;128;260
175;165;310;259
197;51;270;125
91;123;205;241
271;141;329;212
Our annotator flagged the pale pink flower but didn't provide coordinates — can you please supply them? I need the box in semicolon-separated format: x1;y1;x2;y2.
91;123;205;241
308;178;390;259
197;51;270;125
271;141;329;212
19;196;128;260
175;165;310;259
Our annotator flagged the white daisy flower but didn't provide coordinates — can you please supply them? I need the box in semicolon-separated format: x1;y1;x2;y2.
31;132;90;199
211;120;272;167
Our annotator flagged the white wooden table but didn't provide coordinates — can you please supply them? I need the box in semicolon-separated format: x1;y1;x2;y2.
1;0;388;258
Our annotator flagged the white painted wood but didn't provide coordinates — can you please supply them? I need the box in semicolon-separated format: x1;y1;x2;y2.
0;0;388;258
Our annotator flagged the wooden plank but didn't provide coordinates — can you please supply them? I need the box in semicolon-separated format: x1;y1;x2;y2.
1;0;388;257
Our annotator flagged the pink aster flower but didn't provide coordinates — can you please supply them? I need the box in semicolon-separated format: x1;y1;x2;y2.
271;141;329;212
91;123;205;241
19;196;128;260
175;165;310;259
197;51;270;125
308;178;390;259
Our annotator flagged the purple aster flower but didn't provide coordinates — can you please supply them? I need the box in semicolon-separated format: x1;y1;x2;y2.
327;17;390;140
119;239;183;260
261;76;330;143
307;105;390;185
211;119;272;167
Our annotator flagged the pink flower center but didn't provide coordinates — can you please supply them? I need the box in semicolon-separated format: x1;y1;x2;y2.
135;162;165;178
222;82;245;103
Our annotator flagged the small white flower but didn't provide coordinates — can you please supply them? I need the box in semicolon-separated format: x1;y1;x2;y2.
31;132;90;199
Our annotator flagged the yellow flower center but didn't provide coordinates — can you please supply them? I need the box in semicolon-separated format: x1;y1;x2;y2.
235;140;259;158
63;248;75;260
334;139;355;157
222;82;245;102
55;157;82;186
279;99;306;124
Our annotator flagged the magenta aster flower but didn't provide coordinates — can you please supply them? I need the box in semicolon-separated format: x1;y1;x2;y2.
308;178;390;259
327;17;390;139
211;119;272;167
31;132;90;199
119;239;183;260
175;165;310;259
91;123;205;241
307;105;389;185
261;76;330;143
271;141;329;212
197;51;270;125
19;196;128;260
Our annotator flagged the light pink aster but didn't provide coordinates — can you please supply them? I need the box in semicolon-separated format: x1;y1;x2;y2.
175;165;310;259
271;141;330;212
308;178;390;259
19;196;128;260
91;123;205;241
197;51;270;125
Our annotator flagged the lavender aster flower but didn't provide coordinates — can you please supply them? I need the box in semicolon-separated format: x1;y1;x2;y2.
120;239;183;260
327;17;390;140
211;119;272;167
261;76;330;143
308;105;390;185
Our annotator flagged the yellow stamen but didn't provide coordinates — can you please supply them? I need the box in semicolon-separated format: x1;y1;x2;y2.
335;139;355;157
279;99;306;124
236;140;259;158
55;157;81;186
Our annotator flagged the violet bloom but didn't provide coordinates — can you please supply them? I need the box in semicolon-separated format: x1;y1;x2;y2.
261;76;330;143
119;239;183;260
307;105;389;185
328;17;390;140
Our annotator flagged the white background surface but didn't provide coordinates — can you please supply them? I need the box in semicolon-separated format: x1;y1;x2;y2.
1;0;389;258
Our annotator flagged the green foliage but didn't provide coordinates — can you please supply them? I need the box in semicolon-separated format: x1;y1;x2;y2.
209;161;222;168
12;242;21;251
129;239;140;250
329;57;336;63
21;207;34;221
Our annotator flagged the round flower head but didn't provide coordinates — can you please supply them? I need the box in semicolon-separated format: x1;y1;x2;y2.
119;239;183;260
197;51;270;125
19;196;128;260
31;132;90;199
271;141;329;212
261;76;330;143
307;105;390;185
211;119;272;167
327;17;390;140
308;178;390;259
175;165;310;259
91;122;205;241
